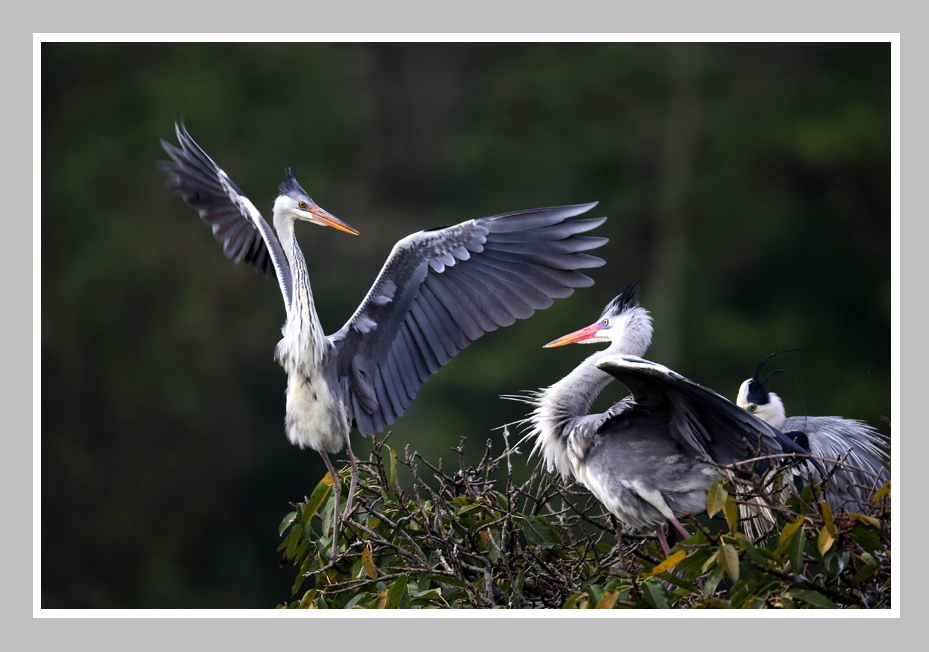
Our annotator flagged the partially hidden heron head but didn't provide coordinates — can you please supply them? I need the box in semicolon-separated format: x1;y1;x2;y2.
543;277;653;356
274;168;360;235
735;349;804;428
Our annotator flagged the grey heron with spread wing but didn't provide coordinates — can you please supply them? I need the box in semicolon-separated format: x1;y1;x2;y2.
159;123;608;553
510;280;812;555
737;350;889;519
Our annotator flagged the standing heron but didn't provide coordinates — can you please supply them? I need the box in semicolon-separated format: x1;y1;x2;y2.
509;280;812;555
159;123;608;553
736;350;889;518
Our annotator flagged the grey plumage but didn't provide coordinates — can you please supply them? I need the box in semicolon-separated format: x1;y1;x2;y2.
159;123;608;552
327;206;608;437
781;416;888;511
509;281;811;554
736;351;889;517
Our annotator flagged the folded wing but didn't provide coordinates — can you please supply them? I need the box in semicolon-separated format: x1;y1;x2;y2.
595;355;812;467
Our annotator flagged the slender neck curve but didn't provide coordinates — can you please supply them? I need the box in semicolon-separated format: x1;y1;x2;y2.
527;306;653;475
273;210;331;369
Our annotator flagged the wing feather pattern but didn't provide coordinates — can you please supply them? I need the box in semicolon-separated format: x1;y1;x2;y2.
330;203;608;436
595;355;813;467
159;123;294;312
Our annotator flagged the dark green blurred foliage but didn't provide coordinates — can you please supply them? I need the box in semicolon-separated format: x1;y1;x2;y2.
41;41;890;608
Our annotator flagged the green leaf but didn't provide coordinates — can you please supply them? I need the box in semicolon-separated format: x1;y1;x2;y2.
302;476;332;524
298;554;316;578
719;542;740;582
640;579;671;609
278;511;297;537
701;549;720;574
724;498;739;533
388;447;397;487
405;589;444;608
562;593;584;609
847;525;884;553
702;566;725;597
285;523;303;559
735;534;773;565
388;576;409;608
799;484;815;503
849;552;880;584
343;593;370;609
297;589;318;609
423;574;469;590
729;578;758;608
654;573;700;596
771;472;785;494
673;547;713;581
706;479;727;517
379;487;397;505
789;529;805;572
456;504;485;518
441;590;472;606
278;523;302;557
293;538;310;562
586;584;605;608
521;515;562;549
292;570;306;596
785;588;838;609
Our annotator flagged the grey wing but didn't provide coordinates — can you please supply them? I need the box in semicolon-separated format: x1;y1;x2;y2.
329;203;608;436
595;355;811;466
787;416;889;505
158;122;293;311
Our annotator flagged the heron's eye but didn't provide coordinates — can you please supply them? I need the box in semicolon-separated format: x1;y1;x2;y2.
749;404;757;412
601;319;609;327
298;201;308;209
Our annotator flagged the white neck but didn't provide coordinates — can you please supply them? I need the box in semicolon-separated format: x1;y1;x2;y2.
755;391;787;430
737;380;787;430
273;209;331;370
528;306;653;476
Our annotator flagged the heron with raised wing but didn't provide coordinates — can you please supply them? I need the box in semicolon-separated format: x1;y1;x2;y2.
509;280;812;555
736;350;889;519
159;123;608;556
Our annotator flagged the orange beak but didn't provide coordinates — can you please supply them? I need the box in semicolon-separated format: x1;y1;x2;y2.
543;323;603;348
307;205;360;236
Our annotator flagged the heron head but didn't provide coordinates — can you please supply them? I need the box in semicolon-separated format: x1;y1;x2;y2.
736;349;804;428
543;278;653;355
274;168;359;236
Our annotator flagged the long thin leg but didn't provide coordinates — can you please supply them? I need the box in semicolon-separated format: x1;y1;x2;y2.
655;527;672;558
670;517;691;540
320;451;341;561
343;439;359;520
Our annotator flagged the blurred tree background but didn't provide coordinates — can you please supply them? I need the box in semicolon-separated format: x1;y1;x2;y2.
41;41;891;608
